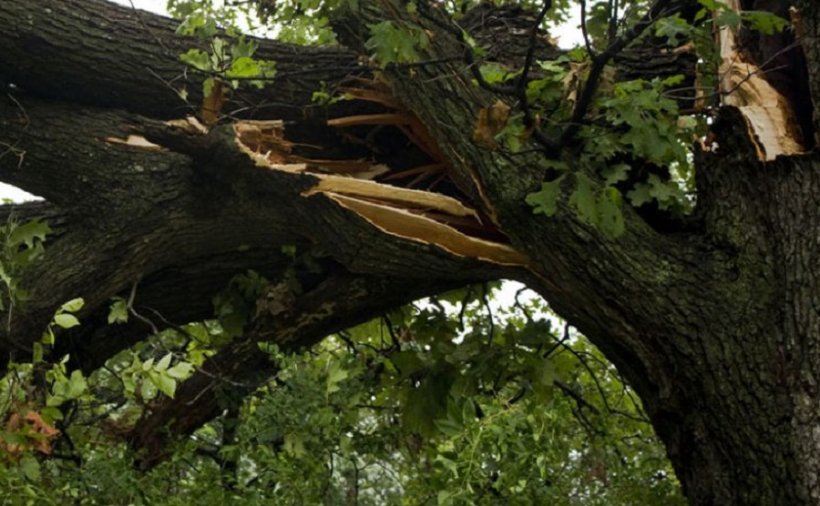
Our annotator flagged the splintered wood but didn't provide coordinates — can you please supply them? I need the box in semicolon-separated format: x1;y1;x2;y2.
234;120;388;177
716;0;805;160
232;85;527;267
321;192;527;265
104;134;163;150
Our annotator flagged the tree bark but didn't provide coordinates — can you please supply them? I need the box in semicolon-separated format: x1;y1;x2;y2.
332;1;820;503
1;0;819;504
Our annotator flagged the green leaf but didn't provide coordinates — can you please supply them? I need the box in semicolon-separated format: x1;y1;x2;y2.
602;163;630;186
402;372;451;437
435;416;464;437
20;454;41;481
179;48;211;72
437;489;455;505
32;342;43;363
598;187;625;237
40;406;63;423
210;37;227;65
627;182;652;207
175;12;217;38
166;361;194;379
569;173;598;225
366;21;429;67
628;174;682;209
283;432;306;456
230;37;258;59
8;219;51;250
41;328;54;346
390;350;425;378
59;297;84;313
339;433;353;456
742;10;789;35
140;378;158;400
655;14;693;45
326;361;349;396
202;77;216;98
142;357;155;371
66;370;87;399
525;175;565;217
227;56;260;78
156;353;173;372
108;297;128;324
150;372;177;398
53;314;80;329
1;431;28;446
479;63;512;85
715;9;741;29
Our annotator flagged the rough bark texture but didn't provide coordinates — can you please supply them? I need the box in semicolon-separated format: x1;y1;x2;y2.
1;0;819;504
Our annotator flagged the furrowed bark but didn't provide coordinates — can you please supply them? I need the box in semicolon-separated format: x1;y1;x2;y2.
0;93;521;364
0;0;365;121
334;0;820;503
1;0;819;503
797;0;820;142
0;0;530;456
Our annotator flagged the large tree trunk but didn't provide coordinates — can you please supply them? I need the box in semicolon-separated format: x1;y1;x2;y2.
1;0;819;503
648;109;820;504
339;2;819;502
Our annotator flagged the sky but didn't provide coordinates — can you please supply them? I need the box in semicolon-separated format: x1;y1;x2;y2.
112;0;169;15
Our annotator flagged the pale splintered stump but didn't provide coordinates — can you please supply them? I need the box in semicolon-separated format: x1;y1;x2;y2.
716;0;807;159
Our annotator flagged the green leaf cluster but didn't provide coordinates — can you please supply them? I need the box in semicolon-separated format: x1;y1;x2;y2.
0;281;684;506
366;21;430;68
0;218;51;313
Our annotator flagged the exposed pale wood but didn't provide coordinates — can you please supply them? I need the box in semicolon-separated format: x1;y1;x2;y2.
717;0;805;160
165;117;208;135
303;175;480;218
234;121;386;177
322;193;528;266
327;113;414;127
104;135;164;150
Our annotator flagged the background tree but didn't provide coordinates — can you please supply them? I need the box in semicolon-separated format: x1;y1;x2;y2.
0;0;817;504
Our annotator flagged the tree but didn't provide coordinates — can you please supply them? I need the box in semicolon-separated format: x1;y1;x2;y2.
0;0;817;503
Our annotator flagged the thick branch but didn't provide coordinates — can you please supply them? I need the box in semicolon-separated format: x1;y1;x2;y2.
0;94;521;372
129;271;458;466
332;0;743;421
0;0;363;122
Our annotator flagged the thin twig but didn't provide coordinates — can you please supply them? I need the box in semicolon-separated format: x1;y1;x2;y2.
555;379;600;414
580;0;597;58
562;0;674;144
481;283;495;346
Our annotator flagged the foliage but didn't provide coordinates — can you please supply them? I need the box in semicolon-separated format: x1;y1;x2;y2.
0;217;51;317
168;0;277;111
1;274;684;504
366;20;430;67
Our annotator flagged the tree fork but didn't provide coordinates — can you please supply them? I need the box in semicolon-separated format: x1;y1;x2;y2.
0;0;818;503
332;0;820;502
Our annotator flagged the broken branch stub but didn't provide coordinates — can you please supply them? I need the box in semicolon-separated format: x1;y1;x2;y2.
717;0;806;160
232;118;527;267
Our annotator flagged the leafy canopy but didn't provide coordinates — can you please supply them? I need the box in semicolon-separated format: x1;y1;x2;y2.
2;266;683;504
